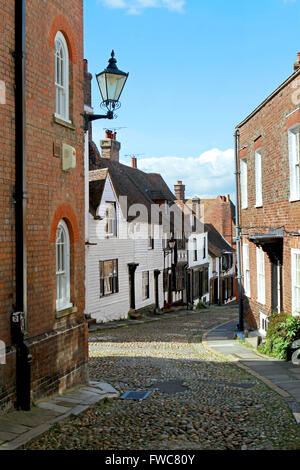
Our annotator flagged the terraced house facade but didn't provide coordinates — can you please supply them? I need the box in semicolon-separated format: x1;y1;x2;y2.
0;0;88;411
237;54;300;334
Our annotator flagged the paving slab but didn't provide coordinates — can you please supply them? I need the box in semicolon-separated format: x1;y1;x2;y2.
204;320;300;424
38;402;71;414
0;381;119;450
0;422;31;434
0;431;19;442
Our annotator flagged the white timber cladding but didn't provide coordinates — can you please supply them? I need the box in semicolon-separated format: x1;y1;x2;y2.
240;159;248;209
133;223;164;311
86;174;164;323
188;232;208;268
188;232;209;303
255;149;263;207
288;125;300;201
243;242;250;297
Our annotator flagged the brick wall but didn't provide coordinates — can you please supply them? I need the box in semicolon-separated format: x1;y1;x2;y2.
202;196;235;246
238;67;300;328
0;0;88;411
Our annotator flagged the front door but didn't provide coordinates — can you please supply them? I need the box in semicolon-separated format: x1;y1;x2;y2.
271;261;282;313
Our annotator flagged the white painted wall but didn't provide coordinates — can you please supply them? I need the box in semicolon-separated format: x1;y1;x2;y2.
86;174;165;323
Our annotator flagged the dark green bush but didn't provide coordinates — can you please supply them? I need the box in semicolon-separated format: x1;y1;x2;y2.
258;313;300;360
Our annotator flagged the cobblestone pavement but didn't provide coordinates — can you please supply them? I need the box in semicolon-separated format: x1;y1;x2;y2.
26;307;300;450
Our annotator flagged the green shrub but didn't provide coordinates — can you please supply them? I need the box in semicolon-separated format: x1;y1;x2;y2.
195;302;207;310
258;313;300;360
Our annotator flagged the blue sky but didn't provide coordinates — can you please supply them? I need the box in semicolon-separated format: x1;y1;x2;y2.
84;0;300;201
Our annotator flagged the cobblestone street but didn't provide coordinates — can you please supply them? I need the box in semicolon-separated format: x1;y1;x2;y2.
26;307;300;450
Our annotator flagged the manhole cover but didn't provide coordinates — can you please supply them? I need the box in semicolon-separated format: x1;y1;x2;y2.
120;391;152;400
149;380;188;394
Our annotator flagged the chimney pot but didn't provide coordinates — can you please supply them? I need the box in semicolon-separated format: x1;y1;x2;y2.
294;53;300;71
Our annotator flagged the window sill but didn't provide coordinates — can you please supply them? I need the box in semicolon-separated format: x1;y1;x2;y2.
289;197;300;203
257;299;265;306
255;204;263;208
53;115;76;131
55;305;77;319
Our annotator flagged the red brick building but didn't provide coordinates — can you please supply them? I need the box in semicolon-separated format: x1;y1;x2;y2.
237;54;300;333
0;0;88;411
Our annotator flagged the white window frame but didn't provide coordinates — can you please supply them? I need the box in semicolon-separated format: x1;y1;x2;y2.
243;243;250;297
288;125;300;202
193;238;197;262
142;271;150;301
105;201;117;237
55;31;70;123
240;159;248;209
291;249;300;316
256;247;265;304
255;149;263;207
56;219;72;311
259;312;269;337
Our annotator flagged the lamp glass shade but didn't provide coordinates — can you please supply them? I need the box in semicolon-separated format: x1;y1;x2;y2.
96;51;128;105
97;71;128;103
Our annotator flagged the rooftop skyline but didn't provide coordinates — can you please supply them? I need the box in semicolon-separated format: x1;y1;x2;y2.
84;0;300;200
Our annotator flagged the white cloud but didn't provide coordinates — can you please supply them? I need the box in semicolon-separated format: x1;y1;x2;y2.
100;0;185;14
121;148;235;200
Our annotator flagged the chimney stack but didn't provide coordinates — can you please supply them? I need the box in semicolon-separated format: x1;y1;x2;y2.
131;157;137;169
100;130;120;161
174;180;185;201
294;52;300;71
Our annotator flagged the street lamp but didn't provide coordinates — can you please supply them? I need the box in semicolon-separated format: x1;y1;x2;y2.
83;50;129;131
163;237;176;256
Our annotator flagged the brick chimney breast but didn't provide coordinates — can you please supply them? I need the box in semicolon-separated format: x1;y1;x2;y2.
174;180;185;201
100;134;121;161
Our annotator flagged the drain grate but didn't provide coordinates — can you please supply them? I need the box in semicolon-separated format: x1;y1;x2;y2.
120;391;152;400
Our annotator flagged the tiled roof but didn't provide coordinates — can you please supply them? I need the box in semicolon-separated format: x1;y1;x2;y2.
88;141;175;223
205;223;234;257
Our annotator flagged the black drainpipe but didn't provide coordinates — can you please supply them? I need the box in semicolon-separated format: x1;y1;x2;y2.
11;0;31;411
234;129;244;331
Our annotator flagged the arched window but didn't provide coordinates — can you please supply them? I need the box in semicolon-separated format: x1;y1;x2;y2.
56;220;71;311
55;31;69;122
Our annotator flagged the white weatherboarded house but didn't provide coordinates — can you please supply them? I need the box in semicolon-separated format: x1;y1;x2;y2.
86;137;165;323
